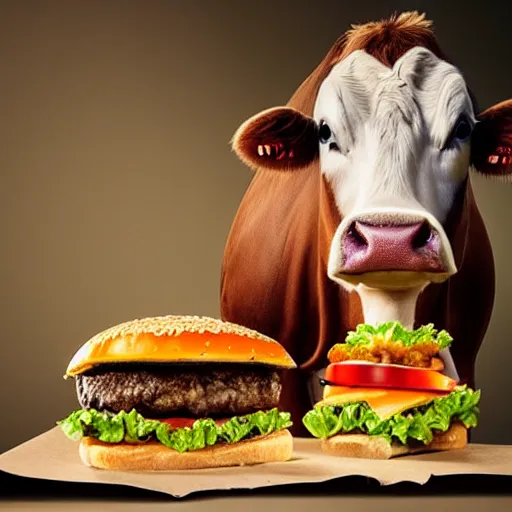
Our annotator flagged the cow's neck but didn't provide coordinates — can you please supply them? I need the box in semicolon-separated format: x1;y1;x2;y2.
355;285;423;329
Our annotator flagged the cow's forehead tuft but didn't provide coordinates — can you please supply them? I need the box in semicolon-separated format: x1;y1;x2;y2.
316;45;471;126
328;47;457;89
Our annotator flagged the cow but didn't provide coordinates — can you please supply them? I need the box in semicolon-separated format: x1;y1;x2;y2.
220;11;512;437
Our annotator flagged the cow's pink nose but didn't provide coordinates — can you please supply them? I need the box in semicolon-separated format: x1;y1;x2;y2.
340;221;445;274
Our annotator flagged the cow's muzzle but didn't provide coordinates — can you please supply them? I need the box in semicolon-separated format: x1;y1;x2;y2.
327;208;458;290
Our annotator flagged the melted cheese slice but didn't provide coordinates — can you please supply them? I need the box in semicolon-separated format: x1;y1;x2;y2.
317;385;446;419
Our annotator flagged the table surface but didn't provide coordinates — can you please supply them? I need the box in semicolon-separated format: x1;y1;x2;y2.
0;496;512;511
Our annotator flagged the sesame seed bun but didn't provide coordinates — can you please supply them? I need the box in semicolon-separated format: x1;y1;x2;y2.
65;315;296;377
79;429;293;471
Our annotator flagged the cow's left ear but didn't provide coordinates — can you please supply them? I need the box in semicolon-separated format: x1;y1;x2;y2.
471;99;512;180
231;107;319;171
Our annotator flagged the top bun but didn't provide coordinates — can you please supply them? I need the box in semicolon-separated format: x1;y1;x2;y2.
65;315;296;377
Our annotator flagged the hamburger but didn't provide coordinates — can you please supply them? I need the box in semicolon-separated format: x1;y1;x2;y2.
302;322;481;459
57;315;296;470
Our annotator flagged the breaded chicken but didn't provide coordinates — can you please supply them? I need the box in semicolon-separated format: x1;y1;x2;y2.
327;338;445;370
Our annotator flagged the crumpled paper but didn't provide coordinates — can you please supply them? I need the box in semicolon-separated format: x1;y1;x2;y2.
1;427;511;498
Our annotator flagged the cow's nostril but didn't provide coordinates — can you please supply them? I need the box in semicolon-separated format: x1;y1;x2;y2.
412;221;433;250
347;221;367;247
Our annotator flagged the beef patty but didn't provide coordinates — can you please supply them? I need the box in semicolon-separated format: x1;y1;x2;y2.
76;363;282;417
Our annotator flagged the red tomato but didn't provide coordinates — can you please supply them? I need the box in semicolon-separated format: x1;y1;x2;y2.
324;362;458;393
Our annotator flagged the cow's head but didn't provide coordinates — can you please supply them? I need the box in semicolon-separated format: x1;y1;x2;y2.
231;43;512;304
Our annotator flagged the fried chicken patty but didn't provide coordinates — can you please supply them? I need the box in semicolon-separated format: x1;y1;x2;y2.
76;363;281;417
327;341;445;370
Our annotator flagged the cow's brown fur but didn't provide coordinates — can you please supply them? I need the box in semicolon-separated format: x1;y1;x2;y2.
220;12;497;436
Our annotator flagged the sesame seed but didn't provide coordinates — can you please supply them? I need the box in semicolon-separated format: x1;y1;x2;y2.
66;314;296;376
84;315;278;346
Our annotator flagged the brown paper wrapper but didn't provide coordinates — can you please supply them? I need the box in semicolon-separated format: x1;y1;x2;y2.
1;427;511;498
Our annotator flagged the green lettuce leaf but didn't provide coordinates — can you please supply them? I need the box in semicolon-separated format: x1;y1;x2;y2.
343;321;453;349
302;386;480;445
57;408;292;453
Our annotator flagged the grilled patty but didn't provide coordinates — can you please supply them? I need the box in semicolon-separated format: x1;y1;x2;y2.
76;363;281;418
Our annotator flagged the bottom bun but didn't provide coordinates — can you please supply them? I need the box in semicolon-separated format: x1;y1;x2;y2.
79;429;293;471
320;422;468;460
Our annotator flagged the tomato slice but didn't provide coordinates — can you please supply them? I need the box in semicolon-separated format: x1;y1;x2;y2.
324;361;458;393
158;417;230;429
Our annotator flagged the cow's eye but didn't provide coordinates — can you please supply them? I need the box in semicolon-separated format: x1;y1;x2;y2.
318;121;332;144
444;116;473;150
454;118;472;141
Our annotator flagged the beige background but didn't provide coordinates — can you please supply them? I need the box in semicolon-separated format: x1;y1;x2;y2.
0;0;511;454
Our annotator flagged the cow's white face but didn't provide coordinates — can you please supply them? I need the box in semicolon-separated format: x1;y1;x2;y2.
315;48;473;223
314;47;473;293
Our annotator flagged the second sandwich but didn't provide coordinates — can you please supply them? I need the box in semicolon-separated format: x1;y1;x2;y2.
302;322;481;459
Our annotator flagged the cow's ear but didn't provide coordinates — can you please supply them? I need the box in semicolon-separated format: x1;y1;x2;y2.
471;99;512;180
231;107;319;171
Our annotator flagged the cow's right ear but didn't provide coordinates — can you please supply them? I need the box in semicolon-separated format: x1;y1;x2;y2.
231;107;319;171
471;99;512;180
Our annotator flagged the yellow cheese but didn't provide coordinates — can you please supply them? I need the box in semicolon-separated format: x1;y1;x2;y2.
317;385;445;419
